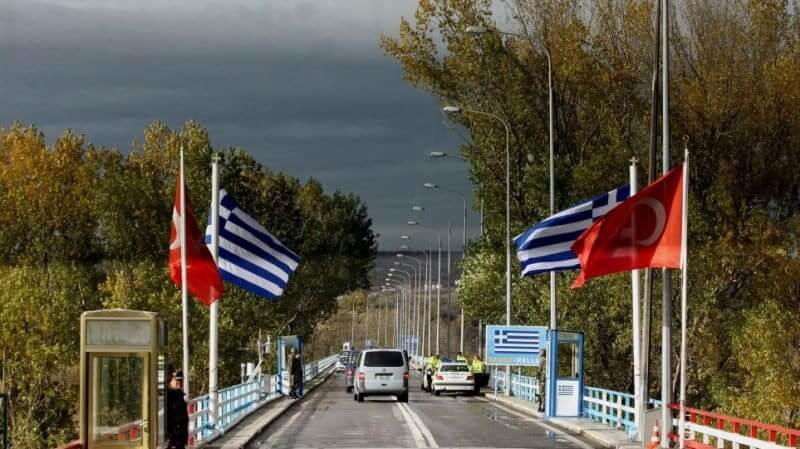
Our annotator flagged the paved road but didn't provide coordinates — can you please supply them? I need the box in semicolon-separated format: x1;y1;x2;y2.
248;371;598;449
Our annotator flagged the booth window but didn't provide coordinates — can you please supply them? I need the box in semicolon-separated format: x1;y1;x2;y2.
92;355;145;443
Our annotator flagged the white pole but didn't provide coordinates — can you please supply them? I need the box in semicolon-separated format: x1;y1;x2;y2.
661;0;673;443
630;161;642;438
505;121;512;395
679;151;689;449
436;234;441;354
460;197;466;353
547;49;557;334
179;146;190;399
209;154;220;426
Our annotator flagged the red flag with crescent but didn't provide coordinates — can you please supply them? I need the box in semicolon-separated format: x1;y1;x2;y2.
571;165;684;288
168;175;223;305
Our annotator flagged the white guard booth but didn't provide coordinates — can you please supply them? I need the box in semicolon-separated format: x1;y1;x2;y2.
545;330;585;418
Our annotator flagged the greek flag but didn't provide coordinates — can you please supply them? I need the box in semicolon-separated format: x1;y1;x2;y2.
205;190;300;300
493;329;541;354
514;185;630;277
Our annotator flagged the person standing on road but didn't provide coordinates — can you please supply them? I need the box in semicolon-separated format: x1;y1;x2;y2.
291;348;304;398
166;369;189;449
537;348;547;412
456;352;468;364
470;355;486;394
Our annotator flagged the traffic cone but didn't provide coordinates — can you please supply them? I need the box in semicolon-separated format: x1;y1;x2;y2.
647;420;661;449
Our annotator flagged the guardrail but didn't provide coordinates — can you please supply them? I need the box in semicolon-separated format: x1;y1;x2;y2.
487;371;665;436
1;393;8;449
669;404;800;449
188;354;336;448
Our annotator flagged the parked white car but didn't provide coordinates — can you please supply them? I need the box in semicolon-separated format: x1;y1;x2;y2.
335;350;350;372
432;362;474;396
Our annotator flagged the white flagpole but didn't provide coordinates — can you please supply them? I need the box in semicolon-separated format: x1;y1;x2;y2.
180;145;190;398
630;160;643;439
209;153;220;427
679;150;689;449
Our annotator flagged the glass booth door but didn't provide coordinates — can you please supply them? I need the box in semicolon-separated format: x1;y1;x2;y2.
88;353;149;449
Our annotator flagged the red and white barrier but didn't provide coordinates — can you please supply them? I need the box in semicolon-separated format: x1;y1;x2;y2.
669;404;800;449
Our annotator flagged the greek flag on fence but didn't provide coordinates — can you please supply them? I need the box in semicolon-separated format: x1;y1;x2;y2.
205;190;300;300
514;185;630;278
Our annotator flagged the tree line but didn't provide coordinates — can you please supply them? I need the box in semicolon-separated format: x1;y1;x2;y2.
381;0;800;427
0;121;377;448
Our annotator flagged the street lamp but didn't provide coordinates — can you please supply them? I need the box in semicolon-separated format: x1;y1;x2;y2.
423;181;468;353
463;24;557;330
465;25;488;35
444;103;512;389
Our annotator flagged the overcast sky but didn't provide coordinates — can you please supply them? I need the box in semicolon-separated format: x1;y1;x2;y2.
0;0;490;250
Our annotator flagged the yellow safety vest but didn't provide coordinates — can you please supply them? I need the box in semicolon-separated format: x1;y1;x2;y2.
471;360;484;373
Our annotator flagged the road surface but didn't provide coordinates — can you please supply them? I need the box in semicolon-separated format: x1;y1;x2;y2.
247;371;598;449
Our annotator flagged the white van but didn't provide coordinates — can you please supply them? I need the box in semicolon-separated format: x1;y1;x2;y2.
353;349;409;402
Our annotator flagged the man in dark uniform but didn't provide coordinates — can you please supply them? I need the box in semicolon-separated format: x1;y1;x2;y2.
291;349;304;398
166;369;189;449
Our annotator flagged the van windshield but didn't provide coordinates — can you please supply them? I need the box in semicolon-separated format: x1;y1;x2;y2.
364;351;404;367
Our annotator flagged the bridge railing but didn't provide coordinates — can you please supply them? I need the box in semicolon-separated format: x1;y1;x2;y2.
488;370;662;436
669;404;800;449
188;354;335;448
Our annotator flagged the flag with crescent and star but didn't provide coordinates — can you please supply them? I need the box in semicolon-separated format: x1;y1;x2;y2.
571;164;684;288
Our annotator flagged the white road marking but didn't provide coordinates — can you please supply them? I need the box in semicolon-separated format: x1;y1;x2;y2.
402;402;439;448
483;400;595;449
261;407;303;449
397;402;427;448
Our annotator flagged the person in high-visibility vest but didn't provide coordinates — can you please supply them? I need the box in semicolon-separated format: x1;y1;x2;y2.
456;352;468;363
470;356;486;394
425;354;440;391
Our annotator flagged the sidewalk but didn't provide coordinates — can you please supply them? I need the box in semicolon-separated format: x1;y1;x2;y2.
204;368;334;449
481;388;638;449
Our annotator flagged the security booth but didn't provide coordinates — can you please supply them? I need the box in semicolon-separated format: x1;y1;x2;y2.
79;310;167;449
276;335;303;395
545;330;585;418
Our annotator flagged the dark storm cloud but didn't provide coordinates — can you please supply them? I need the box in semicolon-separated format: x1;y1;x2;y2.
0;0;481;249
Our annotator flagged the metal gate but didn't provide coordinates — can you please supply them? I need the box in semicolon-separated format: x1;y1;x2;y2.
0;393;8;449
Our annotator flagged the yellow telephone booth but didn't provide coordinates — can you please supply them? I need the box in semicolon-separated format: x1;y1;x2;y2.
79;310;167;449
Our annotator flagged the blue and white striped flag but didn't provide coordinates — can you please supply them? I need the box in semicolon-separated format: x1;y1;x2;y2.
514;185;630;278
205;190;300;300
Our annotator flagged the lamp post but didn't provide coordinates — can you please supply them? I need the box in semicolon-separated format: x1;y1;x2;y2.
407;219;434;356
393;262;415;351
424;182;468;353
463;24;557;373
397;253;424;357
444;105;511;387
388;270;409;348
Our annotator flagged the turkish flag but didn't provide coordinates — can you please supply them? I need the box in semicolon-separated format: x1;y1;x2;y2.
168;175;223;305
571;165;684;288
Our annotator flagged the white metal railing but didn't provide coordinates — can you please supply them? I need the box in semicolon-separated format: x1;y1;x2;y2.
188;354;335;448
511;373;539;402
486;370;665;437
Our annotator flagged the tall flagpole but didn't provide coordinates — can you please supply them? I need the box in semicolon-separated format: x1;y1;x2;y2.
436;233;441;354
641;0;661;434
661;0;673;444
180;145;190;398
630;160;643;437
679;149;689;449
209;154;221;426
